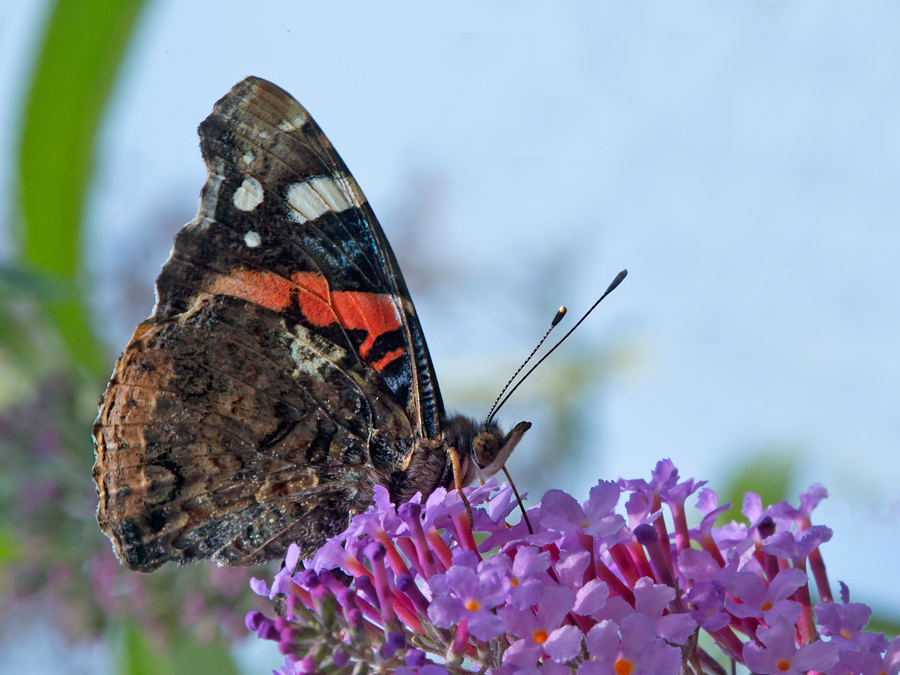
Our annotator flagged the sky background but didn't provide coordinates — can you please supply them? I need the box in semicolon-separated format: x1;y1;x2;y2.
2;1;900;672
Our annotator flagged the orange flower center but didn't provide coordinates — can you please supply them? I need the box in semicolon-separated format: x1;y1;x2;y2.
614;658;633;675
760;600;773;611
465;599;480;612
777;659;791;672
533;630;548;644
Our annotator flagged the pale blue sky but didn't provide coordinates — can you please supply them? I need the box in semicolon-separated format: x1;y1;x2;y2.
3;2;900;671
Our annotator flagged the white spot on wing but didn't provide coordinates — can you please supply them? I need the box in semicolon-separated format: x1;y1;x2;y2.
286;173;360;223
244;230;261;248
195;157;227;232
278;112;308;132
241;151;255;165
233;177;264;212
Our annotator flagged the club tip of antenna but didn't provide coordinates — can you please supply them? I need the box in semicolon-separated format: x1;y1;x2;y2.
552;306;567;326
606;269;628;294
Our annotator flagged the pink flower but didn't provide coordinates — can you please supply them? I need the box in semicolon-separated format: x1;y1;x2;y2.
245;462;886;674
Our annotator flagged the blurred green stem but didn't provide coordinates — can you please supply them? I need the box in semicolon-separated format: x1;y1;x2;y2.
16;0;145;375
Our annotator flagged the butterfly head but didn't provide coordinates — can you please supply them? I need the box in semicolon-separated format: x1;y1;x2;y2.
442;416;531;485
472;420;532;481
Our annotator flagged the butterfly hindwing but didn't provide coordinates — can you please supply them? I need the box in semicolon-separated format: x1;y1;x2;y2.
93;77;446;570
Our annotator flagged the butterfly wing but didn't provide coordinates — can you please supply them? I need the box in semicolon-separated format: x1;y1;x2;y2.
93;77;445;570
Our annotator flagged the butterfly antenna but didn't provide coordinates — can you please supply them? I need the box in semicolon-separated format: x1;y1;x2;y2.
484;306;567;426
483;309;565;537
484;269;626;536
487;269;627;424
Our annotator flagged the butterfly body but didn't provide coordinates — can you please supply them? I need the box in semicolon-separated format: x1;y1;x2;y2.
92;77;528;572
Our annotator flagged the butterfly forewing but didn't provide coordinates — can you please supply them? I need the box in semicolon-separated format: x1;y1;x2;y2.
93;77;446;570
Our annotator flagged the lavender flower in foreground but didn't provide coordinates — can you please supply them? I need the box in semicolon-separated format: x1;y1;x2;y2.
247;459;897;674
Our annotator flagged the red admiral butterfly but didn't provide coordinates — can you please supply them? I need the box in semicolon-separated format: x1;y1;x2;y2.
92;77;530;572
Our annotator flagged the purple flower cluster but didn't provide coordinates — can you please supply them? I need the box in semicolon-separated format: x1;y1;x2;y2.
247;460;898;674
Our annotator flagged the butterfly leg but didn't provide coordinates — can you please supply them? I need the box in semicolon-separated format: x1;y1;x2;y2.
448;446;474;526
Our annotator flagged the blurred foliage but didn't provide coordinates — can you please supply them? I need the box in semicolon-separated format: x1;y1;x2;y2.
3;0;267;672
718;447;797;525
115;622;242;675
0;264;71;404
16;0;145;375
118;624;176;675
866;615;900;641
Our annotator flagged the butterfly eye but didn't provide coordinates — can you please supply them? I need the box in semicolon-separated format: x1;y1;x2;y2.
472;432;501;470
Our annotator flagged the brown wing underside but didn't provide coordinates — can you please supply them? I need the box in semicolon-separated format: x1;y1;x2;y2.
93;293;414;571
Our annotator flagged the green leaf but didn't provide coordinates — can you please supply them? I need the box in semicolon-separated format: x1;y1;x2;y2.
115;623;242;675
171;634;241;675
0;526;22;566
718;447;797;525
117;623;175;675
865;613;900;640
0;264;70;302
16;0;145;375
0;265;71;398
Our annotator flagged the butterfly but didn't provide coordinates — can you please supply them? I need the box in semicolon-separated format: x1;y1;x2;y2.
92;76;530;572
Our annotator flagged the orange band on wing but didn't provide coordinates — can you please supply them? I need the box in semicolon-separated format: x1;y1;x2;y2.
207;269;405;370
207;269;294;312
289;272;403;361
